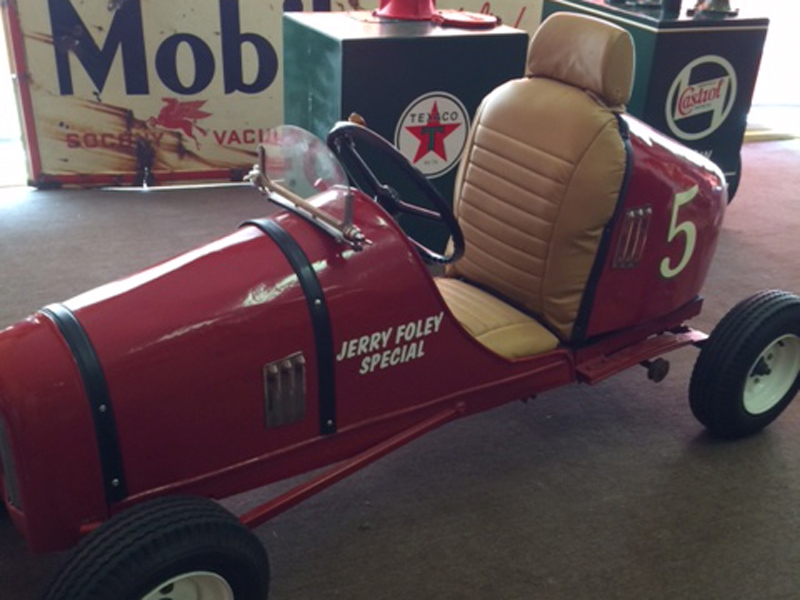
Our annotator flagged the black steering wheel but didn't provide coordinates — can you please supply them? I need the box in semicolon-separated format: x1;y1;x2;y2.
326;122;465;265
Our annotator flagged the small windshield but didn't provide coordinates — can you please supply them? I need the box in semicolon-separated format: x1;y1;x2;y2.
260;125;348;199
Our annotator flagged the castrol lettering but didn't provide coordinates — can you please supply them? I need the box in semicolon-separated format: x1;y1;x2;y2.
677;78;727;119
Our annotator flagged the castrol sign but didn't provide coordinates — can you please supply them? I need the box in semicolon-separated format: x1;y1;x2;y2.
665;55;737;142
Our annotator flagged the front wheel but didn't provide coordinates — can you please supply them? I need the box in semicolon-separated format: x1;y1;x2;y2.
690;290;800;438
43;496;270;600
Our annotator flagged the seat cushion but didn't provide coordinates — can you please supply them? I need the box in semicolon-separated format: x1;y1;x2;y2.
435;277;559;359
448;77;626;341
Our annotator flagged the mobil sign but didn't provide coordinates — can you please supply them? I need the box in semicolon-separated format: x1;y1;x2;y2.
5;0;330;186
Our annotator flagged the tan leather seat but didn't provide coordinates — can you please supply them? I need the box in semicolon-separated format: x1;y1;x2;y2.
437;12;634;358
435;278;559;358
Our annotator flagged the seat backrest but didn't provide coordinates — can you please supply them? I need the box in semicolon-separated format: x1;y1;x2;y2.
447;13;634;341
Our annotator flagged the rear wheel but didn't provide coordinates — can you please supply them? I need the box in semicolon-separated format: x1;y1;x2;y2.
690;290;800;438
43;496;270;600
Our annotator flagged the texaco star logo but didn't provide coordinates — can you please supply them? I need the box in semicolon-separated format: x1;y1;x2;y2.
395;92;469;178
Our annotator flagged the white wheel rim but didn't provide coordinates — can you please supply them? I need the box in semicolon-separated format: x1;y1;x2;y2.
744;334;800;415
141;571;234;600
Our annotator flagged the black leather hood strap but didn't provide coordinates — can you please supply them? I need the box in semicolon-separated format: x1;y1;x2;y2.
242;218;337;435
41;303;128;504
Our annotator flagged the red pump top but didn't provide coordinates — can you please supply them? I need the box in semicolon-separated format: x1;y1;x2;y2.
376;0;436;20
375;0;499;28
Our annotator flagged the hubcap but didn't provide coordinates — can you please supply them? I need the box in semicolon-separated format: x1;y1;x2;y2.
744;334;800;415
141;571;234;600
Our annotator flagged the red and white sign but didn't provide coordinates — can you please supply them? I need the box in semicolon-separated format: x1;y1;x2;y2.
3;0;332;186
395;92;470;178
437;0;542;32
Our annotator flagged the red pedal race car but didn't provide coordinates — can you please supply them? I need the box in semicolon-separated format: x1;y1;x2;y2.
2;13;799;600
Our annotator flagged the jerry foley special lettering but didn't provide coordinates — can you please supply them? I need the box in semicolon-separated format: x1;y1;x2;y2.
336;312;445;375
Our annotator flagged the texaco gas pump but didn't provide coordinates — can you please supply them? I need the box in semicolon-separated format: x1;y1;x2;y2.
283;0;528;250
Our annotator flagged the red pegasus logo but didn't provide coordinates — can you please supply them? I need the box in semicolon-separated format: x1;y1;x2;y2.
147;98;212;149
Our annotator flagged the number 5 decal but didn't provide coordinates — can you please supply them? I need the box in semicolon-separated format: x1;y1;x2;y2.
660;185;699;279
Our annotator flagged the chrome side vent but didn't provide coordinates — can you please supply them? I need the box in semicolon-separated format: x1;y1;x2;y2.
264;352;307;428
0;415;22;510
613;206;652;269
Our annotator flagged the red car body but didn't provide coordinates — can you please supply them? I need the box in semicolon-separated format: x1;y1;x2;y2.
0;113;724;553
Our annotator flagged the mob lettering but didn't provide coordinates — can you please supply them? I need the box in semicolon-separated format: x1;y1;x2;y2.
49;0;278;96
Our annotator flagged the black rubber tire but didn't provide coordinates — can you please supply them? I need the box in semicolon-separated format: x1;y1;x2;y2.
42;496;270;600
690;290;800;438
